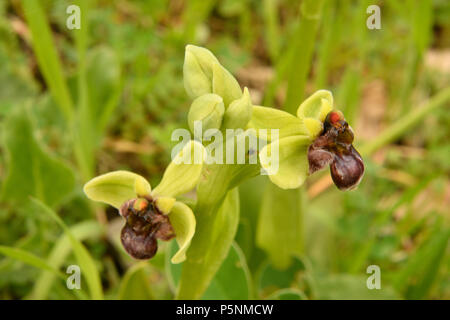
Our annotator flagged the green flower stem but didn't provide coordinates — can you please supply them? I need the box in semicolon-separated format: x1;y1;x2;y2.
284;0;325;114
177;170;236;299
177;160;259;299
360;87;450;156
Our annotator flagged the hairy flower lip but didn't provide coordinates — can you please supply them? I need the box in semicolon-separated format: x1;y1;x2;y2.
121;224;158;260
120;196;175;260
307;111;364;190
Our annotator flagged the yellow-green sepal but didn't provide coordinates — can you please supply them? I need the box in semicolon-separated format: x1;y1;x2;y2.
152;141;206;198
248;106;309;141
83;171;151;208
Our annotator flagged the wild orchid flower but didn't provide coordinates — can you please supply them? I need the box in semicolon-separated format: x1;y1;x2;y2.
248;90;364;190
83;141;205;263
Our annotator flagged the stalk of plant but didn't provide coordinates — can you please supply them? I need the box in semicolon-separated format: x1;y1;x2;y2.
263;0;324;108
284;0;325;114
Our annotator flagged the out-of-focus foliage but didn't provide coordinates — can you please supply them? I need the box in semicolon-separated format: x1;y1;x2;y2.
0;0;449;300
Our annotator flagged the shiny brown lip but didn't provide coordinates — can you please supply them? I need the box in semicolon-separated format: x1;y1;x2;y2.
308;111;365;191
119;197;175;260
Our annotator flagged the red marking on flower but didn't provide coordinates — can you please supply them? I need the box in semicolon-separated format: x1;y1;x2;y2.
329;111;341;124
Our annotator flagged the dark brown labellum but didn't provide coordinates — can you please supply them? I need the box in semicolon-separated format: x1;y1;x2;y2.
308;111;364;190
330;145;364;190
119;197;175;260
121;224;157;259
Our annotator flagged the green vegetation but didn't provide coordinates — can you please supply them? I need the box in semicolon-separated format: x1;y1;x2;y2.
0;0;449;300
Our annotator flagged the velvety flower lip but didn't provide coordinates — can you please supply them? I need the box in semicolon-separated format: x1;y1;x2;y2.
307;110;365;190
119;197;175;259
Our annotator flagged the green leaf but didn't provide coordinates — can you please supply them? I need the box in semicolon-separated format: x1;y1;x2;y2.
313;274;400;300
152;141;205;197
259;135;310;189
168;202;196;264
177;188;240;299
202;242;252;299
83;171;150;209
167;241;252;299
258;256;310;293
256;184;305;269
118;263;154;300
394;228;449;299
248;106;309;141
266;288;307;300
22;0;74;122
31;198;104;300
0;245;64;279
1;108;75;207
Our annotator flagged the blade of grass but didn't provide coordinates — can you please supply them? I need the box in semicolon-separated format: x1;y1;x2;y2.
398;0;433;116
21;0;74;122
0;245;89;300
29;220;103;300
359;87;450;156
284;0;325;114
394;221;449;299
0;245;65;278
314;0;337;90
73;0;94;181
30;198;104;300
262;0;281;62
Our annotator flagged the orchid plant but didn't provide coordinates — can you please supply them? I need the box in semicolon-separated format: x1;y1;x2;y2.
83;45;364;299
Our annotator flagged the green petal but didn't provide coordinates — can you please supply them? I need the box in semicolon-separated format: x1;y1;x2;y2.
83;171;151;208
212;62;242;107
259;136;310;189
188;93;225;134
168;202;196;264
247;106;309;141
296;90;333;122
155;196;176;215
304;118;323;138
152;141;206;197
222;87;253;130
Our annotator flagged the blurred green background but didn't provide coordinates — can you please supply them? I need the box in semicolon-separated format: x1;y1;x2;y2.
0;0;449;300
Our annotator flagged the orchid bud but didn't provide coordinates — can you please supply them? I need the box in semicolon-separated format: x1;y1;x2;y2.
222;87;252;129
183;45;219;99
188;93;225;134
